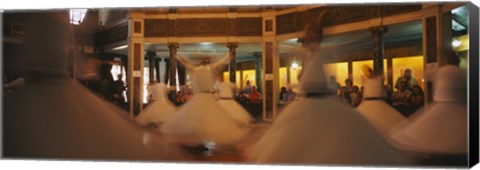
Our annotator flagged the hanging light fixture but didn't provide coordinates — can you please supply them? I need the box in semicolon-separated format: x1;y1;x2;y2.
291;56;299;70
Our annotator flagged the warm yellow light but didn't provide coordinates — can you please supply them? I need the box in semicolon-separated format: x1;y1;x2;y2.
223;70;255;89
453;34;469;52
292;62;299;70
323;62;348;86
452;40;461;47
392;56;424;90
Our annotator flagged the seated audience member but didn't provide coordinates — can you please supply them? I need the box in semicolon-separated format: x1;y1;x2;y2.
350;86;362;107
411;85;425;111
391;80;413;117
248;86;262;104
279;86;288;105
394;68;419;91
243;80;252;95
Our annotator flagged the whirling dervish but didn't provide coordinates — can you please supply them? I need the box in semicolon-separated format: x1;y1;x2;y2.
245;12;413;165
3;11;174;161
160;53;250;148
136;82;177;126
356;68;406;135
216;78;254;126
387;64;468;166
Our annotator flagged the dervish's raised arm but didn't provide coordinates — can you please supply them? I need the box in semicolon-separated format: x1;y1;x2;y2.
176;54;197;72
209;53;232;74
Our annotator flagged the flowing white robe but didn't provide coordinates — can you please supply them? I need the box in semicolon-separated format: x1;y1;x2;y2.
160;56;249;146
136;83;177;126
217;81;253;126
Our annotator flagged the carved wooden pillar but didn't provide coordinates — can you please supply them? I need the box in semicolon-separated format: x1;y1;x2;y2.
368;26;388;76
348;60;353;83
146;51;156;84
155;58;161;83
286;57;291;85
126;13;144;118
167;43;179;101
227;42;239;83
177;60;186;86
387;56;393;91
262;12;279;121
163;58;170;83
239;63;244;89
438;11;454;66
254;52;262;92
423;16;437;104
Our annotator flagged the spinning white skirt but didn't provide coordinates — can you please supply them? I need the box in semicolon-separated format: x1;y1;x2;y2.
246;96;413;165
388;66;467;155
357;100;406;135
4;77;171;160
136;83;177;126
217;81;253;126
217;99;253;125
3;12;171;161
160;93;249;145
160;65;249;146
357;77;405;135
247;44;412;165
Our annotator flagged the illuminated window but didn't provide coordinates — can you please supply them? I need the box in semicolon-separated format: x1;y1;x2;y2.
278;66;303;89
69;9;88;25
279;67;287;89
453;34;469;52
392;56;424;90
243;70;256;88
289;66;302;86
222;71;240;87
323;62;348;87
223;70;255;89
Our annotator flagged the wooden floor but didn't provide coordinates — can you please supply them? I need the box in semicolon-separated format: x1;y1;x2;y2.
159;123;271;164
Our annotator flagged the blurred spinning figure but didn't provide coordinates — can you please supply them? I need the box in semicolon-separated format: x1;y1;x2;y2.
356;75;406;135
388;65;467;166
246;11;413;165
136;83;177;126
216;79;254;126
3;11;171;161
160;54;249;147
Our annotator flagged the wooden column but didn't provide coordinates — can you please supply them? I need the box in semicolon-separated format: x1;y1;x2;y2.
227;42;239;84
254;52;262;92
167;43;179;101
239;63;244;89
286;58;291;85
387;56;393;91
368;26;388;76
155;58;160;83
126;12;144;118
263;41;277;121
438;11;454;66
146;51;156;84
262;11;279;121
348;60;353;84
177;60;186;86
423;16;437;104
163;59;170;83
